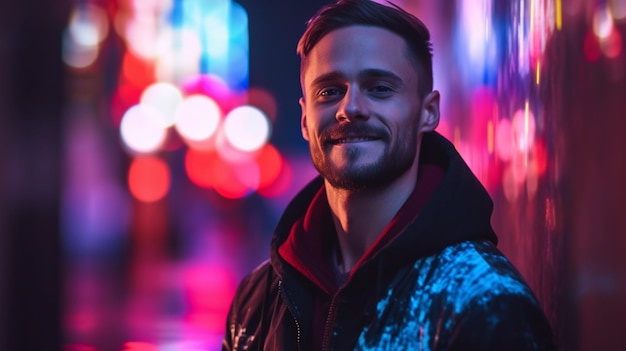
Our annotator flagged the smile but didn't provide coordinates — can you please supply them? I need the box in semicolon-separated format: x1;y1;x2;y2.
332;137;379;144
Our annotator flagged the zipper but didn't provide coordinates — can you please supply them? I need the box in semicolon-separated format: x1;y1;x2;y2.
278;280;303;351
321;293;341;351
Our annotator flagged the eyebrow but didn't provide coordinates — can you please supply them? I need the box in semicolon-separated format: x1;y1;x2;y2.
309;68;405;88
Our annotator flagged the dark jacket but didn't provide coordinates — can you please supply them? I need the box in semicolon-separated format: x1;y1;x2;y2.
223;132;554;351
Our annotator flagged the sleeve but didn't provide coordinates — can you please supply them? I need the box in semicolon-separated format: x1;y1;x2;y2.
222;272;247;351
221;260;275;351
222;305;234;351
448;292;556;351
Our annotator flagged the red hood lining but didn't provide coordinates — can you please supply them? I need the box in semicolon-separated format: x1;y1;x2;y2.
278;163;445;296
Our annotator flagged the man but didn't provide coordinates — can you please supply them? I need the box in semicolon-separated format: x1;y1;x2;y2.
223;0;555;350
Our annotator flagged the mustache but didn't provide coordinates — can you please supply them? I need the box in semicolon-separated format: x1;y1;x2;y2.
320;123;389;144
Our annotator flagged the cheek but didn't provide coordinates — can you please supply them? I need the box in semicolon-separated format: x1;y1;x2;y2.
390;108;421;139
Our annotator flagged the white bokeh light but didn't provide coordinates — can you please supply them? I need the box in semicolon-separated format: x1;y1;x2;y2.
593;5;614;39
223;105;270;152
120;104;168;153
174;95;222;142
68;4;109;47
140;82;183;127
63;4;109;68
512;105;536;153
122;0;173;59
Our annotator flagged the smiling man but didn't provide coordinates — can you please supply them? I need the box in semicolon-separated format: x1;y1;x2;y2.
223;1;555;350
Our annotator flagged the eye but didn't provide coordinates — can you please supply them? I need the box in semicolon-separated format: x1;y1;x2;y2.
319;87;343;97
316;87;345;103
371;86;392;93
368;84;394;97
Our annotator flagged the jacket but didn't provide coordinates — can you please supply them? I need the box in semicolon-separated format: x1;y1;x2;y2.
223;132;555;350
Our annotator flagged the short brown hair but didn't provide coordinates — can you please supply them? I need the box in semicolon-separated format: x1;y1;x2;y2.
297;0;434;97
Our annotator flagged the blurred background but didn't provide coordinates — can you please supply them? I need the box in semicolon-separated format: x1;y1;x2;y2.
1;0;625;350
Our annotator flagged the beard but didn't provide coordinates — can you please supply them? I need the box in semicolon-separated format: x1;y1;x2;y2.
309;123;418;191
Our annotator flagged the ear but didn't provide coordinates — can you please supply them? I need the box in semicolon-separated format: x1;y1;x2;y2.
299;97;310;141
419;90;440;133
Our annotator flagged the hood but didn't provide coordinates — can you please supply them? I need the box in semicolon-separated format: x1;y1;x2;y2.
269;131;497;290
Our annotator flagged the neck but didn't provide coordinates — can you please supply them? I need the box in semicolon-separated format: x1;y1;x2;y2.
325;164;419;273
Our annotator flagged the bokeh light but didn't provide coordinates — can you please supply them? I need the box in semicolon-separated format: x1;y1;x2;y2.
223;105;270;152
185;148;220;189
258;156;294;199
121;51;155;89
584;30;603;62
231;159;261;192
121;341;157;351
185;147;255;199
120;104;169;153
495;117;514;162
246;87;278;122
255;144;284;191
154;28;203;83
63;4;109;69
209;156;251;199
175;95;222;143
203;13;229;59
111;84;145;127
455;0;496;82
601;27;623;58
593;5;614;39
68;4;108;47
181;75;235;108
121;0;174;60
511;103;536;153
128;156;171;203
140;82;184;127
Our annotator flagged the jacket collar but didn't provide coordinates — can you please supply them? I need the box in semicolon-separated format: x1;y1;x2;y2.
270;132;498;294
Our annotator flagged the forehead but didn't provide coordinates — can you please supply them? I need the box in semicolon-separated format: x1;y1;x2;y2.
301;25;417;88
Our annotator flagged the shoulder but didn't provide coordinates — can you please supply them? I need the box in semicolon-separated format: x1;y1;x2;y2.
427;240;536;304
355;241;555;350
231;259;276;308
427;241;555;349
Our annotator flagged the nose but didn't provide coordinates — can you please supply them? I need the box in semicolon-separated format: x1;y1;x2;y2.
336;86;369;122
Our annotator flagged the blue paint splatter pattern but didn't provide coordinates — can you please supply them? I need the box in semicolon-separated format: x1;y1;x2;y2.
355;240;551;350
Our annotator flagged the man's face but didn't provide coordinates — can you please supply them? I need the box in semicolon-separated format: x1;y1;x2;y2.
299;25;438;190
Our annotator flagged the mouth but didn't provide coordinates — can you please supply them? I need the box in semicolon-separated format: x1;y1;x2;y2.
331;136;380;144
322;123;387;146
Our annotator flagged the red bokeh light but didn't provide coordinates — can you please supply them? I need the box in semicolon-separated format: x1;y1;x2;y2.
256;144;283;191
121;51;155;88
111;84;144;127
584;31;602;62
185;148;220;189
184;148;250;199
533;138;548;176
121;342;157;351
258;157;293;198
602;27;623;58
128;156;171;202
